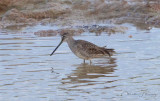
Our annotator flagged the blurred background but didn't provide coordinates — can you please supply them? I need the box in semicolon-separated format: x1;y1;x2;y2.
0;0;160;101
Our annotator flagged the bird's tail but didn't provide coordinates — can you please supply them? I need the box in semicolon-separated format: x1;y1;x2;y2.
103;48;115;56
106;49;115;53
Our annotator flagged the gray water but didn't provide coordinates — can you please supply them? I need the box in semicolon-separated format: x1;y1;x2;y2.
0;24;160;101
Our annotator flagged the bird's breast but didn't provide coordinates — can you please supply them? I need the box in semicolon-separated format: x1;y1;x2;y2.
67;42;89;59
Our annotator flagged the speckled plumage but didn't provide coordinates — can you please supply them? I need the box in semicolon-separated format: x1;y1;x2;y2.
50;34;114;63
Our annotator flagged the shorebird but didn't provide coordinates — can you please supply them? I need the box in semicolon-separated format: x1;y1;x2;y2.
50;33;114;64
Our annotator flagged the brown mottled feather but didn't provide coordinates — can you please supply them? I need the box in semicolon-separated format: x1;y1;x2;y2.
51;34;115;62
74;40;114;59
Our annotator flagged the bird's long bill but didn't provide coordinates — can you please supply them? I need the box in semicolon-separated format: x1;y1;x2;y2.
50;37;64;56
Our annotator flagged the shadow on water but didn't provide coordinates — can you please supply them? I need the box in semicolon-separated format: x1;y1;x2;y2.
61;57;117;85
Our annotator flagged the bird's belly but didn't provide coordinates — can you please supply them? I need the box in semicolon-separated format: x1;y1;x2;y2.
70;47;89;60
73;50;88;59
73;51;103;60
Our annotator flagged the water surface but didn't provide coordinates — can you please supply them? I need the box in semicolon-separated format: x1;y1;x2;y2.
0;24;160;101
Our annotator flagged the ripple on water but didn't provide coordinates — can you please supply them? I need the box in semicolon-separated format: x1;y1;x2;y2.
1;25;160;101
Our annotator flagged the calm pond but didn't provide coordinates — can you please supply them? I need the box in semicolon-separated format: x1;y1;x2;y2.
0;24;160;101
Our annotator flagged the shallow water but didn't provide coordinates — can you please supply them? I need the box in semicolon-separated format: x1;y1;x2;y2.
0;24;160;101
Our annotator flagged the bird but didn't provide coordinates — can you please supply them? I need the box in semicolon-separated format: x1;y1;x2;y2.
50;33;115;64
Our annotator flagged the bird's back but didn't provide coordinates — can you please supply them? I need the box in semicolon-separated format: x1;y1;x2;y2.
68;40;114;60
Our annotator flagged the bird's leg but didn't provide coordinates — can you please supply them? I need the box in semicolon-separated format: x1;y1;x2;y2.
90;60;92;65
83;59;85;64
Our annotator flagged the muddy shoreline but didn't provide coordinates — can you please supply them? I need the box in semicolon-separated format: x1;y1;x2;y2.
0;0;160;33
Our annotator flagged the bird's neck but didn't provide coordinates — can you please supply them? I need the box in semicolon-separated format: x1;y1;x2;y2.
66;36;75;46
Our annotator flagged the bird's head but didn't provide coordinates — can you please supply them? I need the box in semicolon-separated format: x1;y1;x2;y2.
50;32;72;56
61;32;72;42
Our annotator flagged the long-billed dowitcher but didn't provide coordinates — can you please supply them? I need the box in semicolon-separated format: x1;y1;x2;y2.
50;33;114;64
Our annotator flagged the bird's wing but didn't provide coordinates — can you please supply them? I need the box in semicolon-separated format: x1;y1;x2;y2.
85;47;106;55
76;40;106;55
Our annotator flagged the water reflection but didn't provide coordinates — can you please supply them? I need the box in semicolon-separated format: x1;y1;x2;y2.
62;58;117;84
1;24;160;100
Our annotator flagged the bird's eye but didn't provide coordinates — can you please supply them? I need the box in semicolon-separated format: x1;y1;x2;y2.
62;35;66;39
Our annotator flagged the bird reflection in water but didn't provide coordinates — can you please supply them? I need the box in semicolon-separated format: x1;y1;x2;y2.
61;57;117;85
